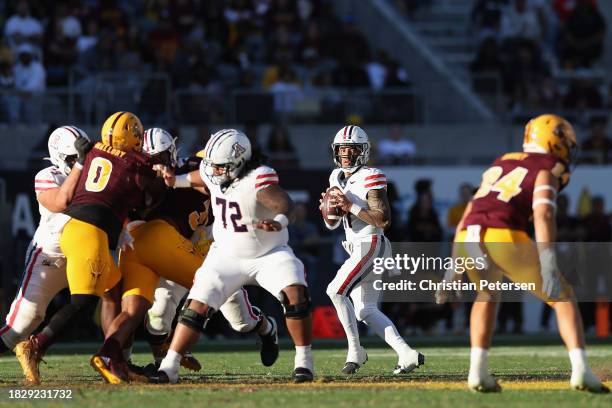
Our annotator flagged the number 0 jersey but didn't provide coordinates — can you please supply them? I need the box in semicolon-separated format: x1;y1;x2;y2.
463;152;568;231
329;166;387;242
64;142;155;249
33;165;71;256
200;163;287;258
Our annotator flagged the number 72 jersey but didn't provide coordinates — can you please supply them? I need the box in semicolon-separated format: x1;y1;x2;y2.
463;152;568;231
200;164;289;258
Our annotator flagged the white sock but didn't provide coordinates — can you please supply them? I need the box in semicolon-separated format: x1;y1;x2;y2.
360;309;410;356
123;346;133;361
294;345;313;371
568;348;591;375
329;294;361;355
469;347;489;380
260;316;273;336
159;349;181;382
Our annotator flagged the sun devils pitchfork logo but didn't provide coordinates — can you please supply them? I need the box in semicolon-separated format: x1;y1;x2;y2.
232;142;246;158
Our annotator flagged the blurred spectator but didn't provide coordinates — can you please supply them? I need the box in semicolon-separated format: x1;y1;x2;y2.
385;181;404;242
377;125;416;165
406;180;442;242
446;183;473;233
365;52;387;92
562;74;603;110
500;0;541;43
269;65;302;113
583;196;611;242
4;0;43;52
266;122;299;168
330;15;369;67
288;201;320;285
45;9;80;86
535;75;562;109
13;43;45;123
557;194;583;241
471;0;509;41
470;37;503;73
581;118;612;164
77;20;100;55
502;39;549;111
556;0;606;69
0;46;17;122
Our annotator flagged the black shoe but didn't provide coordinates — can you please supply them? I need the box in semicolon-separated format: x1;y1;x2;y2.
342;362;361;374
127;360;147;376
259;316;279;367
143;362;160;376
148;370;171;384
292;367;313;383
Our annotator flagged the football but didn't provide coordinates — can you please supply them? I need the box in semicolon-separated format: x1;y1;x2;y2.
321;187;345;224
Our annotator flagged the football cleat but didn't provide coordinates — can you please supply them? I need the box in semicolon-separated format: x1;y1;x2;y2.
342;347;368;375
14;336;44;385
148;370;177;384
394;349;425;375
126;360;150;383
180;351;202;372
90;355;129;384
259;316;279;367
468;373;502;393
292;367;314;383
571;370;610;393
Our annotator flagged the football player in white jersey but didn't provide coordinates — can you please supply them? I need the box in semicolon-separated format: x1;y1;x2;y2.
151;128;314;383
321;125;424;374
0;126;92;384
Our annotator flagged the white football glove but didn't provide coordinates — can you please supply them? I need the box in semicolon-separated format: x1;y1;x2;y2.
118;220;146;251
435;267;462;305
538;246;561;300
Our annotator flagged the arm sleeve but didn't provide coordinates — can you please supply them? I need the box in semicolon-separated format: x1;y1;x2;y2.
253;166;279;192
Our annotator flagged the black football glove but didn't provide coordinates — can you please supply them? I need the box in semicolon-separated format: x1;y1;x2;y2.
74;137;93;166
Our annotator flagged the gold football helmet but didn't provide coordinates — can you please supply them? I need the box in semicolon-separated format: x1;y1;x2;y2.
523;114;577;164
101;111;144;152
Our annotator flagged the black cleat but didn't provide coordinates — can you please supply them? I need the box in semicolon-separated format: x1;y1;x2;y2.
259;317;279;367
292;367;313;383
342;362;361;375
148;370;171;384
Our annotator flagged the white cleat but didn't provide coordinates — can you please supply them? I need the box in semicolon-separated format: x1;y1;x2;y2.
393;349;425;375
468;373;502;393
571;370;610;393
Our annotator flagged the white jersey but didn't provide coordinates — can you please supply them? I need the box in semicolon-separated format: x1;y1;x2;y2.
200;163;288;258
32;166;71;256
329;166;387;242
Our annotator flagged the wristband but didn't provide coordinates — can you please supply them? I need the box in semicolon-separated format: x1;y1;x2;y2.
273;214;289;229
73;162;83;170
174;174;192;188
349;203;362;216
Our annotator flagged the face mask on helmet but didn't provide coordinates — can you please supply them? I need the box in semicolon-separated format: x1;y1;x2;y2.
202;129;252;185
333;143;369;172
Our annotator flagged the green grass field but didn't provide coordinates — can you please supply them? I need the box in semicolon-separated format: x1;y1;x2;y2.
0;337;611;408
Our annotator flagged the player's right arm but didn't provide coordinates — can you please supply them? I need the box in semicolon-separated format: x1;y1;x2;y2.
36;167;82;212
532;169;561;299
162;167;208;192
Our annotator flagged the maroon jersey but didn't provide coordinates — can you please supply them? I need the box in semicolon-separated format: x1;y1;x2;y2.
145;157;211;239
463;152;567;231
65;142;155;248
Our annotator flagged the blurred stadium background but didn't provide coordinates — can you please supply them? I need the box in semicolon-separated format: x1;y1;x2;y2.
0;0;611;343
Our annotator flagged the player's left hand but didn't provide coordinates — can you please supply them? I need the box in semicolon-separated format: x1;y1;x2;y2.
254;219;283;231
329;190;352;213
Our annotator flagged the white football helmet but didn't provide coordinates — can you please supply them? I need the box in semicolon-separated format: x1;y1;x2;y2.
332;125;370;173
47;126;90;176
202;129;252;185
143;128;178;167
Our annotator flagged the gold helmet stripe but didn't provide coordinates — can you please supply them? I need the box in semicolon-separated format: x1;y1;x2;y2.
108;111;127;148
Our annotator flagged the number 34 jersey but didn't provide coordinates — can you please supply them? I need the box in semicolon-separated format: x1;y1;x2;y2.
200;163;288;258
64;142;155;249
463;152;568;232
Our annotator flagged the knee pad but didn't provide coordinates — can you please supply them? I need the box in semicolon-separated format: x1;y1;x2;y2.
178;305;216;333
281;288;312;320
